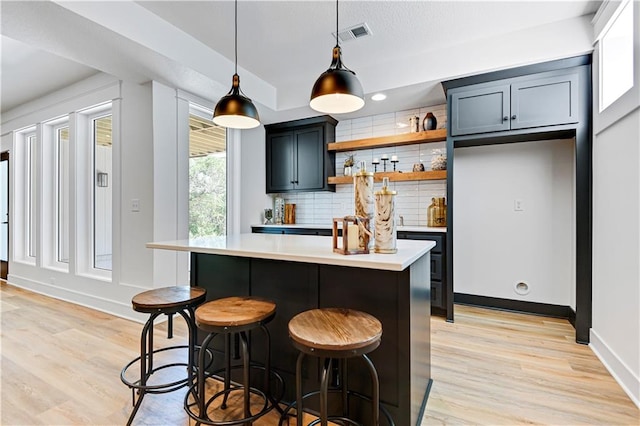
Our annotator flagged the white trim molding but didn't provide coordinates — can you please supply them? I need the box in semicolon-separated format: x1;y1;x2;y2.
590;329;640;407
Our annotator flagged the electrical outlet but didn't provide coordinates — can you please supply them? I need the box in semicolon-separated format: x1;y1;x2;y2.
131;198;140;212
514;199;524;211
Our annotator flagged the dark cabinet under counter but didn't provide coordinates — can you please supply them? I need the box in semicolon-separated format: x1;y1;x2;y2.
397;231;450;320
252;226;452;320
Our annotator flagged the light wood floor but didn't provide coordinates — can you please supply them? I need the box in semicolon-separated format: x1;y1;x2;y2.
1;280;638;425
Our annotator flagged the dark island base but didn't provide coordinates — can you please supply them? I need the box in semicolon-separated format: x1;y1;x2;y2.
190;252;432;426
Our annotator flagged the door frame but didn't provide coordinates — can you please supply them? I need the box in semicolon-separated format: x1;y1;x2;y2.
1;151;9;280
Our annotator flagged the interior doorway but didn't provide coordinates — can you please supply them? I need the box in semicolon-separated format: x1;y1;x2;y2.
1;151;9;279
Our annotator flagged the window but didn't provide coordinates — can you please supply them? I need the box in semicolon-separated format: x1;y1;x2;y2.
599;0;634;111
93;114;112;270
188;112;227;238
56;125;69;263
25;132;37;259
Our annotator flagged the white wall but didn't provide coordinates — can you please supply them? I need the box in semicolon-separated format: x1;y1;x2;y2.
590;0;640;406
240;125;271;233
117;81;154;289
151;81;185;286
0;136;11;152
453;139;575;306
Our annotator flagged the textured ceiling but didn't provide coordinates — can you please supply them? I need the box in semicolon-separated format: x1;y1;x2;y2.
1;1;601;122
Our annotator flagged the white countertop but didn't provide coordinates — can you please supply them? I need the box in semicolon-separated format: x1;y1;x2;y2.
251;224;447;233
147;233;435;271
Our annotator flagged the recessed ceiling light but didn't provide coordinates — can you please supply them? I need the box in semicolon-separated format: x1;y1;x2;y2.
371;93;387;101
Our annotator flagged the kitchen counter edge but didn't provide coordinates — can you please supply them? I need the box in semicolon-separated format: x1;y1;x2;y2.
147;233;435;272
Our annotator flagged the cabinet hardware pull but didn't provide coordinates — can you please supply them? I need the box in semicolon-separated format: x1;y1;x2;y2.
511;115;517;120
503;116;509;121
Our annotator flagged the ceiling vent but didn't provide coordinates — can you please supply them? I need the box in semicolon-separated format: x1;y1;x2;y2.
333;23;372;43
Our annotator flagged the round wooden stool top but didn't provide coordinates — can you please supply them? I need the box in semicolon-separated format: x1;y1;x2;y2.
132;286;206;314
195;296;276;331
288;308;382;355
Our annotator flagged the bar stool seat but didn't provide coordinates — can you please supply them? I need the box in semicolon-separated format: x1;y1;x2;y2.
185;296;283;425
282;308;394;426
196;296;276;330
121;286;207;426
288;308;382;355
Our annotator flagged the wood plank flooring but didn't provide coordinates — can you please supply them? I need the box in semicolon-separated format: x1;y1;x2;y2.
1;281;638;425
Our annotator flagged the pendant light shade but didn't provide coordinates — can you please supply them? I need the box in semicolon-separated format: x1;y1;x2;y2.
310;46;365;114
213;0;260;129
213;74;260;129
310;0;364;114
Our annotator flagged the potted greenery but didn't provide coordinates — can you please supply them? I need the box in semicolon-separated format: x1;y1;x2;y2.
343;154;355;176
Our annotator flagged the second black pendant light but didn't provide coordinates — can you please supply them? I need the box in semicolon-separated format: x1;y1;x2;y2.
213;0;260;129
310;0;365;114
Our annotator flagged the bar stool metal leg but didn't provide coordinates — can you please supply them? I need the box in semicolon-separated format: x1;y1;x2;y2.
221;333;232;409
296;351;305;426
239;331;251;426
198;332;217;419
341;359;348;419
177;308;197;389
361;354;380;426
319;357;331;426
126;312;160;426
167;313;174;338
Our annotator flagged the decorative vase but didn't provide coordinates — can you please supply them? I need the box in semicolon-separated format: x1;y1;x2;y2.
423;112;437;131
374;177;397;253
354;161;374;249
274;197;285;224
344;165;353;176
431;148;447;170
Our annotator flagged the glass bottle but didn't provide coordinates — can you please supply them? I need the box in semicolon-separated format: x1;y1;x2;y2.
427;197;447;227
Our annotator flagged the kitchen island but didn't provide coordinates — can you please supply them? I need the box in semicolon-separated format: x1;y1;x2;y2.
147;233;435;426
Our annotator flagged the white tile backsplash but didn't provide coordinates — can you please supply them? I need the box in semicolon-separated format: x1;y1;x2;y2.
273;104;448;227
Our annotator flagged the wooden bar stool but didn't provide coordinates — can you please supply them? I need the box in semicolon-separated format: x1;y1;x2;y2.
120;286;207;426
185;296;283;425
281;308;394;426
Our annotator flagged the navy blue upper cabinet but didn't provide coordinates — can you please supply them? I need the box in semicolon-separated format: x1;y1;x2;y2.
450;70;579;136
265;116;337;193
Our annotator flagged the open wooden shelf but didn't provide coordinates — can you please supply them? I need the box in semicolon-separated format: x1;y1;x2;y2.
328;170;446;184
327;129;447;152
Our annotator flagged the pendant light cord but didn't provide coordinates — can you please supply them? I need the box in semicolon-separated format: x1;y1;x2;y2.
335;0;339;47
235;0;238;75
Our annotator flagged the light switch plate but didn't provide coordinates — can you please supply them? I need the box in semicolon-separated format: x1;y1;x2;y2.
514;199;524;211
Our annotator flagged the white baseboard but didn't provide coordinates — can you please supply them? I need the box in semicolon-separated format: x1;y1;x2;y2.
590;329;640;408
6;273;145;324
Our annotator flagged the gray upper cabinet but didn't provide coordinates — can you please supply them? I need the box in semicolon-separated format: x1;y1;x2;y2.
265;116;337;193
451;85;511;135
510;73;579;130
450;70;579;136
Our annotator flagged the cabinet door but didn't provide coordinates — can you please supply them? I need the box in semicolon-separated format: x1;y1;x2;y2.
510;73;579;130
266;131;295;192
294;126;325;191
451;84;510;136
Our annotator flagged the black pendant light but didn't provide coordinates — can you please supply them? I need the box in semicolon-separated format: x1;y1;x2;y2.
310;0;364;114
213;0;260;129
